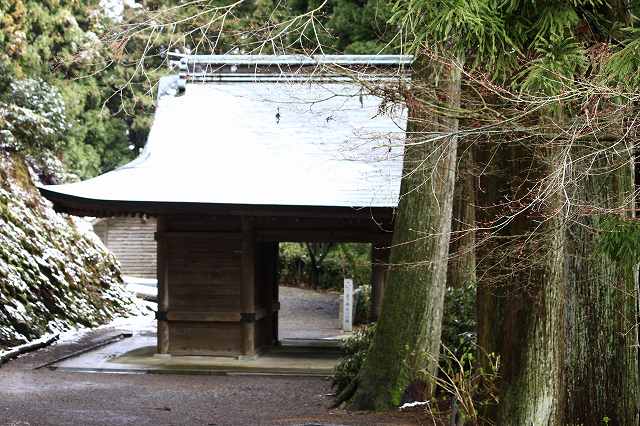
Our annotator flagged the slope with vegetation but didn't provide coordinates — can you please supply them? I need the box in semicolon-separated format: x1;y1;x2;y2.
0;152;135;350
0;0;141;351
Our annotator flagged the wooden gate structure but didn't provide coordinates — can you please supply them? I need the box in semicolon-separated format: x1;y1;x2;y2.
40;55;410;357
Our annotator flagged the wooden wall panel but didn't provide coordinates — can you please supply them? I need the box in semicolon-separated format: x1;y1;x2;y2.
166;236;242;312
94;217;157;279
93;221;108;244
168;322;242;355
161;218;247;356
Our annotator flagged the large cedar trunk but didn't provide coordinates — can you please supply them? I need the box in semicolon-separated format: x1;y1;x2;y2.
447;144;476;289
477;140;639;423
476;141;566;424
562;5;640;419
564;149;639;423
474;136;508;382
350;55;462;409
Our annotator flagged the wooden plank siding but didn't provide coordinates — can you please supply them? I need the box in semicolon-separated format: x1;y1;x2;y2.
168;322;243;355
93;217;157;279
160;216;247;356
166;235;242;312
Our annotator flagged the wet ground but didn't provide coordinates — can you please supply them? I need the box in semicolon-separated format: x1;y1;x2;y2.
0;341;420;425
51;333;342;376
0;287;421;425
45;286;347;376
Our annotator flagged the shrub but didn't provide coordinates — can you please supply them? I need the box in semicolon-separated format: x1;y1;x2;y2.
420;345;500;424
440;283;476;365
353;283;371;324
416;283;500;424
332;323;376;396
278;242;372;291
0;78;69;153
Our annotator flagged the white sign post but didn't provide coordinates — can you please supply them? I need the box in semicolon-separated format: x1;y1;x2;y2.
343;278;354;332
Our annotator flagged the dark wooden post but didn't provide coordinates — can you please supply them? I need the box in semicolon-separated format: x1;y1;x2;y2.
156;216;170;355
241;217;256;356
370;243;390;322
269;242;280;345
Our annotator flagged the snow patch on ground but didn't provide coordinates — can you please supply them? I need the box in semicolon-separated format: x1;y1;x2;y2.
399;401;430;410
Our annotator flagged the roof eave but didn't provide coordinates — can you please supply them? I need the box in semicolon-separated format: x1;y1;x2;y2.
38;187;397;221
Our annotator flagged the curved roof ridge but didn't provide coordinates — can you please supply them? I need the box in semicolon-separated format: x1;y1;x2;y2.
177;54;413;66
176;54;413;84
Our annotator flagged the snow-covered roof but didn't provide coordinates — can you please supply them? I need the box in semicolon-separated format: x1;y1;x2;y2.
40;55;409;215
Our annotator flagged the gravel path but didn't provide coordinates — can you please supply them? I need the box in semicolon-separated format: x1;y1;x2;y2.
0;326;421;426
0;288;424;425
278;286;344;340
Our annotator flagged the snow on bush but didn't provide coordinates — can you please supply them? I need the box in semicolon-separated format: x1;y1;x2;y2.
0;78;69;153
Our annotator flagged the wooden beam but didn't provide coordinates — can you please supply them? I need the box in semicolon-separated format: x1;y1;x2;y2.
163;231;243;240
273;243;280;344
256;229;392;243
167;311;242;322
261;242;279;346
163;308;275;323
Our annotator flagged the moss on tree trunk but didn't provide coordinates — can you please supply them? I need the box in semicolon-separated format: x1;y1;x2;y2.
476;141;566;424
350;55;462;410
476;139;639;423
564;150;639;424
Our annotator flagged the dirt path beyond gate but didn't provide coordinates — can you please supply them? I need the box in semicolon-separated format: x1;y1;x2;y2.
279;286;345;340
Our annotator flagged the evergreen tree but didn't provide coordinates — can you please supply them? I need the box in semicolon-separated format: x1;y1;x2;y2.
340;1;640;422
349;54;463;409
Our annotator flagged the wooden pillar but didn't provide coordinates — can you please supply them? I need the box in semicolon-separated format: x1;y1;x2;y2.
370;243;390;322
241;217;256;356
156;216;170;354
269;242;280;344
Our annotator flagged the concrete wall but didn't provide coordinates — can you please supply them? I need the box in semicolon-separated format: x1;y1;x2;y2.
94;217;157;279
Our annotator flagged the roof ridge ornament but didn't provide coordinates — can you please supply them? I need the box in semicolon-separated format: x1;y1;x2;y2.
157;75;186;102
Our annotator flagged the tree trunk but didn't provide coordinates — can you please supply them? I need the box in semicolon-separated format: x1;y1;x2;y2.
447;143;476;288
350;54;462;410
562;3;640;420
476;138;639;423
564;149;639;424
369;243;390;322
476;141;566;424
474;135;509;380
305;242;334;289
